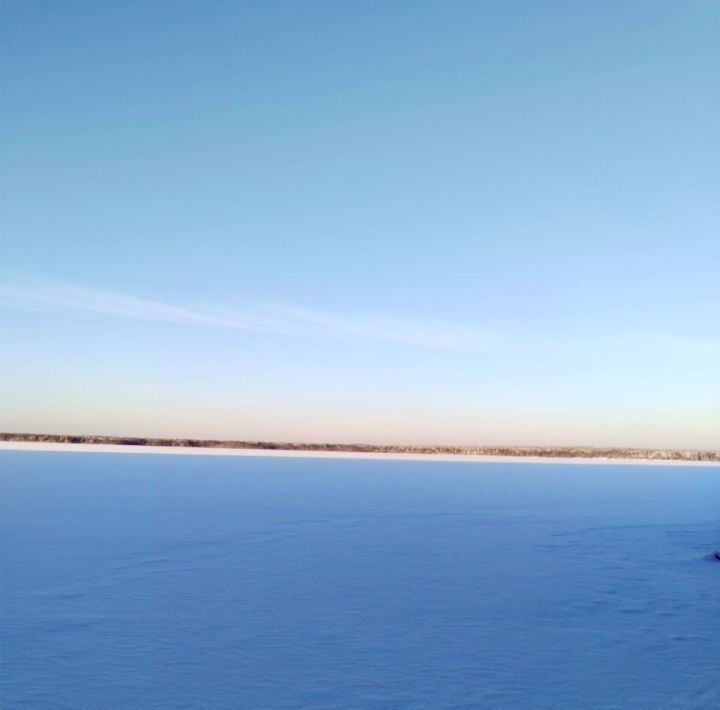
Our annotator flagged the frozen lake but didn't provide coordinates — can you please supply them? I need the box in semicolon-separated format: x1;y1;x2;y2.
1;451;718;709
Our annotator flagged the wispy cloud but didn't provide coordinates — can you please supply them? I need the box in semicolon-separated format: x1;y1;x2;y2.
0;279;494;353
0;282;250;328
5;278;718;362
260;303;498;352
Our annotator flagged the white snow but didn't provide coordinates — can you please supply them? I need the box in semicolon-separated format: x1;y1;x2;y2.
1;449;718;709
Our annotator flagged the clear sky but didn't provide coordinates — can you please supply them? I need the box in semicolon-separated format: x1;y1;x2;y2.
1;1;718;448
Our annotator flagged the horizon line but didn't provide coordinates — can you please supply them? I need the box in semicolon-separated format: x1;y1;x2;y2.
1;432;718;460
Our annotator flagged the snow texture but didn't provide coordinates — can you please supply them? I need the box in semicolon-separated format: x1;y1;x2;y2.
1;451;718;709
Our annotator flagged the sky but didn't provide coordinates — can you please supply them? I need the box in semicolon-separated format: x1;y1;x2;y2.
1;0;718;448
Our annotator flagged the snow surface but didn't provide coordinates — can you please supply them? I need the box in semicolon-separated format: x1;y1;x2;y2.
1;451;718;709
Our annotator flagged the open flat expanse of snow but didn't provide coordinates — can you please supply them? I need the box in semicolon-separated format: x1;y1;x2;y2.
1;451;718;709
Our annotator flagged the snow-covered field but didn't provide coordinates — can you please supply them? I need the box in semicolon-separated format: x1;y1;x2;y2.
1;450;718;709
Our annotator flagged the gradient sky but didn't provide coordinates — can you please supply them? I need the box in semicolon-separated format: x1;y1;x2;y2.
1;1;718;448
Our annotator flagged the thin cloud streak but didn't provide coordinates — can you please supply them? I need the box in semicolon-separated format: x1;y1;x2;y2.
0;282;244;328
0;279;494;353
261;303;498;352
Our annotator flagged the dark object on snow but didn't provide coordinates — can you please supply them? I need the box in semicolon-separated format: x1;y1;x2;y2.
714;551;720;561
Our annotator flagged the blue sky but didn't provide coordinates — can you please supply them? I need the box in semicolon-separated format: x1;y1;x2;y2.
1;1;718;447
